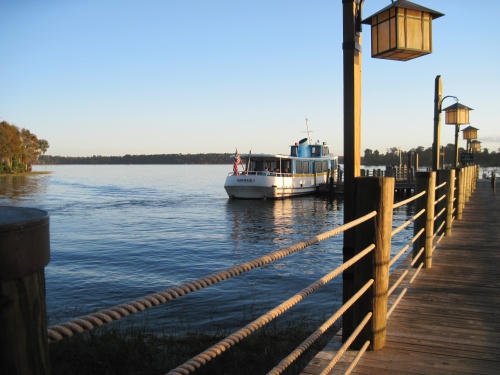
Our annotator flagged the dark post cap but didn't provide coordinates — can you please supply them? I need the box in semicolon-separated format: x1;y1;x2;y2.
0;206;50;281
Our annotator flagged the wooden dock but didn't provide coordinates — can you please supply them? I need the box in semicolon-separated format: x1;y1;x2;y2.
302;178;500;375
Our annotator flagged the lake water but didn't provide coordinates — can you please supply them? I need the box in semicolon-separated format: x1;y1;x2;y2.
1;164;416;334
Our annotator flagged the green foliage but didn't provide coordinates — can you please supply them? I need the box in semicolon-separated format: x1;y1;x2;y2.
0;121;49;173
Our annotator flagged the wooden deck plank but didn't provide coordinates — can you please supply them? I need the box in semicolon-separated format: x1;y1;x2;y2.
301;179;500;375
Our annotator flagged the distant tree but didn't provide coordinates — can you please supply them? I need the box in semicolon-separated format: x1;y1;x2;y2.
39;139;50;156
20;128;40;171
0;121;22;170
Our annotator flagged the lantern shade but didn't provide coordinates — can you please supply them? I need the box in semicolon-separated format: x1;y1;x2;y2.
362;0;444;61
470;140;481;152
443;103;473;125
462;126;479;140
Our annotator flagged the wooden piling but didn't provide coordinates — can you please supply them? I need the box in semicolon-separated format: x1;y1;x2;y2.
0;207;50;375
456;168;465;220
414;172;435;268
345;177;394;350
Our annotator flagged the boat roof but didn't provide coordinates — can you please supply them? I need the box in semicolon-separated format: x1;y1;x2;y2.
232;153;338;160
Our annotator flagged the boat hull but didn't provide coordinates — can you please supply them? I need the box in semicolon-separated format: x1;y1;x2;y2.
224;173;325;199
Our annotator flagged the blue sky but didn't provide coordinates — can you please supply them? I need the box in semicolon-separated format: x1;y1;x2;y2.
2;1;499;157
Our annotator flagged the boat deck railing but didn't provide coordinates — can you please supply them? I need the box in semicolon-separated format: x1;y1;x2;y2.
228;171;293;177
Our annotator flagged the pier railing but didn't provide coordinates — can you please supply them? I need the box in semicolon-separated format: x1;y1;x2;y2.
0;166;478;374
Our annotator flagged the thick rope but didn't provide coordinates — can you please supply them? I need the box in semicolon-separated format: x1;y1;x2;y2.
48;211;377;342
318;312;372;375
167;244;375;375
392;190;425;209
267;278;374;375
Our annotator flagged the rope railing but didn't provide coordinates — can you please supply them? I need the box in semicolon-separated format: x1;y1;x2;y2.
317;312;372;375
390;227;424;269
435;193;446;205
391;207;425;237
167;245;376;375
266;278;374;375
48;212;378;342
393;190;425;209
435;206;446;221
435;181;447;190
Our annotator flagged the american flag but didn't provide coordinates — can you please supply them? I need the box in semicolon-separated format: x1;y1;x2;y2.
233;148;241;175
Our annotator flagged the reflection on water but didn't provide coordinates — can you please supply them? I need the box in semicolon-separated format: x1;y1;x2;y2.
0;173;51;203
226;196;343;252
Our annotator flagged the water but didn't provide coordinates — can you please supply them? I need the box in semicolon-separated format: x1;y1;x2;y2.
1;165;414;334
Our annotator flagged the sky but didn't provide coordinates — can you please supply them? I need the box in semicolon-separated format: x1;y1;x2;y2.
1;0;499;157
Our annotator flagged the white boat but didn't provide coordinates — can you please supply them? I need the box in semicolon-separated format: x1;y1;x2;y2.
224;137;339;199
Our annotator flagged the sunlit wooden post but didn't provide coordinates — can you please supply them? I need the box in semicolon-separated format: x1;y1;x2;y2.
0;207;51;375
456;168;465;220
445;168;456;236
350;177;394;350
414;172;435;268
465;166;471;202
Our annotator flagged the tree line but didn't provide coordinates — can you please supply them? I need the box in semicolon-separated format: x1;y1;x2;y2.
38;147;500;167
39;153;232;165
0;121;49;173
363;145;500;167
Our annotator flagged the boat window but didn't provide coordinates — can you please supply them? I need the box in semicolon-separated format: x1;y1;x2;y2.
282;160;291;174
296;161;302;174
254;161;264;171
301;161;308;173
311;146;319;156
290;146;298;157
316;161;322;173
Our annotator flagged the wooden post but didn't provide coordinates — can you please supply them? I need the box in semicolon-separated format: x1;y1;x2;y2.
0;207;50;375
445;169;456;236
342;0;362;345
463;166;469;202
345;177;394;350
456;168;465;220
414;172;435;268
432;76;443;171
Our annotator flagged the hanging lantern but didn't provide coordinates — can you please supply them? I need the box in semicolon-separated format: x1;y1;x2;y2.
362;0;444;61
462;126;479;141
470;140;481;153
443;103;473;125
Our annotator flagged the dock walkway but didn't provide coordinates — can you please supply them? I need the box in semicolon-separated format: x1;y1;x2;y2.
302;178;500;375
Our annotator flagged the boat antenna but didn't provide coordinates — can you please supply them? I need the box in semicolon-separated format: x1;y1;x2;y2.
303;117;314;144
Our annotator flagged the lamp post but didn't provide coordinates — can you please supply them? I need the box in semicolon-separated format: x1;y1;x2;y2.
443;102;473;166
342;0;443;349
432;76;460;170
